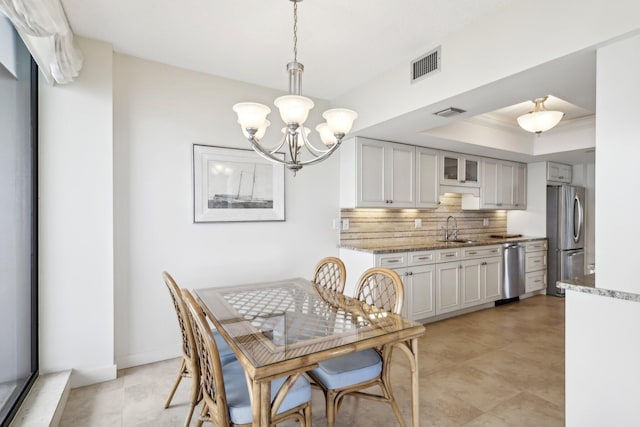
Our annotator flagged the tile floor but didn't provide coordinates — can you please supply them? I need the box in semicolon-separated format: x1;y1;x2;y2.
60;295;565;426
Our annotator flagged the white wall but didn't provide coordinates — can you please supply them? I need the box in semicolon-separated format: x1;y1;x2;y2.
564;33;640;427
112;55;341;368
565;291;640;426
507;162;546;236
39;37;116;387
595;34;640;294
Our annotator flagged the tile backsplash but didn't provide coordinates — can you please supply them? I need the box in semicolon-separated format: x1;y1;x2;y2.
340;193;507;247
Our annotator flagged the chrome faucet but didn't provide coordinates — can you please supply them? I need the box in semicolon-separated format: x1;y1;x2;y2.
445;215;458;241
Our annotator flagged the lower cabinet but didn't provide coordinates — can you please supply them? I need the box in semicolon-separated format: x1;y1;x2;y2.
397;265;436;320
436;255;502;315
435;262;461;315
340;244;504;321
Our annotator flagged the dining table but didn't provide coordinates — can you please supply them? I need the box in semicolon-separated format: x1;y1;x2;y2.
195;277;426;427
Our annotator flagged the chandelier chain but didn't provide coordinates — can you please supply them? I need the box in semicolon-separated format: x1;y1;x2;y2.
293;1;298;62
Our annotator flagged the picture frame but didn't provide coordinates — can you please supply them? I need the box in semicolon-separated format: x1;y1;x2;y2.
193;145;285;222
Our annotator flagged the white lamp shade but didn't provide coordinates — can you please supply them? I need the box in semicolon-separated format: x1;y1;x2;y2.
323;108;358;135
316;122;338;146
517;110;564;133
233;102;271;130
242;120;270;140
274;95;314;125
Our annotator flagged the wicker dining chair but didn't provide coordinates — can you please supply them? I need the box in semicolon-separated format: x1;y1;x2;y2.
307;267;406;427
182;289;313;427
162;272;236;427
311;257;347;293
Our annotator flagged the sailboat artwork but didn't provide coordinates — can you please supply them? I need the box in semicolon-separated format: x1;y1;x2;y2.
207;161;274;209
193;145;284;222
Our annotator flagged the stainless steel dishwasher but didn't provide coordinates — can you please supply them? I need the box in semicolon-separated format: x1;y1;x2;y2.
502;242;526;299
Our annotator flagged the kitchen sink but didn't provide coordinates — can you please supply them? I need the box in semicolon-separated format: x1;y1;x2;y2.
438;239;478;244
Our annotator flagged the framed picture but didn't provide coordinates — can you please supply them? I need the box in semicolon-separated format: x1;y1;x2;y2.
193;145;285;222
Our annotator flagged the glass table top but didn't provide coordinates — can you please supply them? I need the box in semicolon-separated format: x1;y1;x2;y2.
195;277;424;369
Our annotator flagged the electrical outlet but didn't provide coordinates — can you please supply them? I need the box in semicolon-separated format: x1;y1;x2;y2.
342;219;349;231
415;219;422;228
483;218;489;227
332;219;342;230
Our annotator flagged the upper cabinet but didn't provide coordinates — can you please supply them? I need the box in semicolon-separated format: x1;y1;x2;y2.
415;147;440;208
439;152;481;187
547;161;572;183
480;159;527;209
341;137;416;208
341;137;526;210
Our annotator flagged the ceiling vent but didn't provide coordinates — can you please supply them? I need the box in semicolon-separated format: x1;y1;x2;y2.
433;107;466;117
411;46;441;83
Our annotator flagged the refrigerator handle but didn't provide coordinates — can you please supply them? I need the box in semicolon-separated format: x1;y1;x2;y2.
574;193;583;243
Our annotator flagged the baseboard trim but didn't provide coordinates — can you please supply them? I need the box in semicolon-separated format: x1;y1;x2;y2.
116;348;180;370
69;364;117;388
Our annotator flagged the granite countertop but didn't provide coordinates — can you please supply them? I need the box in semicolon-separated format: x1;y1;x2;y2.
339;236;547;254
558;274;640;303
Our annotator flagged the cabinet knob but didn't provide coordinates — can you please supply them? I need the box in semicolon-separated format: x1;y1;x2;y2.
459;265;463;269
408;271;413;276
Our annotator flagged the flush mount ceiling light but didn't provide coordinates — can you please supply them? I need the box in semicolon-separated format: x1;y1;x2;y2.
517;96;564;134
232;0;358;175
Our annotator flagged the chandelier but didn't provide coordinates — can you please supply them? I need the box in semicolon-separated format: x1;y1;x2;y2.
232;0;358;174
516;96;564;134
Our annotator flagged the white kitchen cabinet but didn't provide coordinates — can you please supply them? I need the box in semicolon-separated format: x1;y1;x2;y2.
341;243;502;320
437;245;502;313
547;161;572;183
461;260;482;308
340;137;415;208
415;147;439;208
482;257;503;301
383;250;436;321
439;151;481;187
398;264;436;320
525;239;548;293
435;262;461;315
515;163;527;209
359;138;416;207
480;158;527;209
460;256;502;309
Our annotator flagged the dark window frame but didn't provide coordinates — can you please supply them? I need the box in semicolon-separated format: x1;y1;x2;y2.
1;58;39;427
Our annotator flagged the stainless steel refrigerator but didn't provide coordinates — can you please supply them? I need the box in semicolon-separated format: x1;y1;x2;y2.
547;185;585;296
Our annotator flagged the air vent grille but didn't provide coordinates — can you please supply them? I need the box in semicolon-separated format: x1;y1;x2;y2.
411;46;441;83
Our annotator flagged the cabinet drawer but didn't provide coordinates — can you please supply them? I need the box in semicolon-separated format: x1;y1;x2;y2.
376;253;407;268
525;252;547;272
525;270;547;292
408;251;435;266
436;248;461;262
462;245;501;260
525;240;548;253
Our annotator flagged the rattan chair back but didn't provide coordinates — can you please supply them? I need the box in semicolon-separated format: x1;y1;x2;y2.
162;272;202;426
354;267;404;315
183;289;231;427
312;257;347;293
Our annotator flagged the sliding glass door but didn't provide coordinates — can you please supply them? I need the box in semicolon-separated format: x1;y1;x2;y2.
0;17;38;426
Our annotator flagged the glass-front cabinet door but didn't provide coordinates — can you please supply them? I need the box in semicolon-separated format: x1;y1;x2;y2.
439;152;481;187
464;158;479;184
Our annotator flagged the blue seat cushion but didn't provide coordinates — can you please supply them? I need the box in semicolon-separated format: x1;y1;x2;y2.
222;361;311;425
310;348;382;390
212;330;237;366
